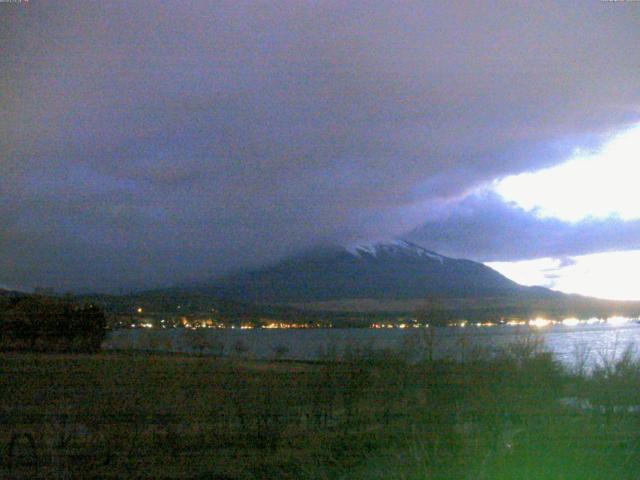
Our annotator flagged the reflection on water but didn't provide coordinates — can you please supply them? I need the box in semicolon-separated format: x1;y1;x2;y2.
104;319;640;369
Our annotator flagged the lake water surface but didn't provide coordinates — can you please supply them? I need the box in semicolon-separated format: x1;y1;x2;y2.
104;321;640;370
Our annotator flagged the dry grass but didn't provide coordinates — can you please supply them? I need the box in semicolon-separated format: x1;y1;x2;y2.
1;343;640;479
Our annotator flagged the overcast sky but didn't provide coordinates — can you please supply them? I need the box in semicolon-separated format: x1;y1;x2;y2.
1;1;639;295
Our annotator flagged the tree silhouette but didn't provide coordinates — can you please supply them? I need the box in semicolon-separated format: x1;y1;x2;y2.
0;296;106;352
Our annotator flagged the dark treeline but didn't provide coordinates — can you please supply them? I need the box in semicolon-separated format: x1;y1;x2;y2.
0;295;106;352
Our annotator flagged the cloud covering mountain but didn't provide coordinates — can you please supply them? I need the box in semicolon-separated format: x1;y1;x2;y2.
408;192;640;263
1;1;639;291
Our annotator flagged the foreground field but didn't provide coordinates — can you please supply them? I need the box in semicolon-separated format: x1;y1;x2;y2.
2;341;640;479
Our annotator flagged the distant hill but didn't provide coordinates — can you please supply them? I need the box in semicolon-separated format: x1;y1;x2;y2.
212;241;560;305
76;286;311;323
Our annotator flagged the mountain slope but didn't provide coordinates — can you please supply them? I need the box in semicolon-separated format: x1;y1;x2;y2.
214;241;554;304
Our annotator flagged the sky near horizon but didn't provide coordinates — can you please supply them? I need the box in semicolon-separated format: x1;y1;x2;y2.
1;1;640;297
485;125;640;300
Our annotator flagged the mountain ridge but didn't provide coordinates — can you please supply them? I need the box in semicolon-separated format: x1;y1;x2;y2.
210;240;558;305
64;242;640;321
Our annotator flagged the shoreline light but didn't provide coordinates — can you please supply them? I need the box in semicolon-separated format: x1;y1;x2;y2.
529;318;552;328
607;316;630;326
119;315;638;330
562;317;580;327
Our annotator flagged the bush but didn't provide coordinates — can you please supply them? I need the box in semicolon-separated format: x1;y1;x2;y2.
588;344;640;409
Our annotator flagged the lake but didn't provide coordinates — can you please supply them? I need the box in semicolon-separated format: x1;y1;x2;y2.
103;319;640;370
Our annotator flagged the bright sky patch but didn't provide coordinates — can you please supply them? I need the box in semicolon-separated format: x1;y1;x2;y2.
493;124;640;222
487;249;640;301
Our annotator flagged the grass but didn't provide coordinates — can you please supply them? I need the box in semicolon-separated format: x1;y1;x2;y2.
2;338;640;479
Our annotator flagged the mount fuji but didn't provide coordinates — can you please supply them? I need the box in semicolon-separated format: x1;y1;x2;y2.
213;240;555;305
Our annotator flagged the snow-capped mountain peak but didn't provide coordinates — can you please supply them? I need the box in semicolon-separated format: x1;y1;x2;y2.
216;239;526;303
344;240;445;264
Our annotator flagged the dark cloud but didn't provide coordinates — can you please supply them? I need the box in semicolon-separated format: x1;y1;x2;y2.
407;192;640;262
1;1;639;291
